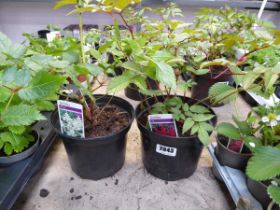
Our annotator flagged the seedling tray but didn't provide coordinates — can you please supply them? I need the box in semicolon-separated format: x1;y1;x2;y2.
241;91;280;107
208;143;263;210
0;113;56;210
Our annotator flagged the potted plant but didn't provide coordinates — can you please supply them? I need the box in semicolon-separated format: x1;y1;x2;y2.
49;0;137;180
101;3;217;181
186;7;261;106
0;32;65;165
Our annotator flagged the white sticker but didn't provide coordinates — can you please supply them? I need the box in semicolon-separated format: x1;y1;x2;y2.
218;81;229;85
46;31;61;42
156;144;177;157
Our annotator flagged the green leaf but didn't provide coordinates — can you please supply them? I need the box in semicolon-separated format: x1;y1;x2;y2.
4;143;13;156
18;71;65;101
35;100;55;111
246;147;280;181
192;114;214;122
182;118;195;134
53;0;77;10
191;124;199;135
209;83;238;105
2;66;17;84
182;103;189;112
0;86;12;103
190;105;210;113
107;71;134;93
154;61;176;89
198;127;210;145
199;122;214;131
217;122;241;140
1;104;45;126
268;185;280;206
8;126;26;135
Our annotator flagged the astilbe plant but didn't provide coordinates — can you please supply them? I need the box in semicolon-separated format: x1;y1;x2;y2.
0;33;66;155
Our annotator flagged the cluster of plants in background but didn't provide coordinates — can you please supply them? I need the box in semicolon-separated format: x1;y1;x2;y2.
0;33;66;155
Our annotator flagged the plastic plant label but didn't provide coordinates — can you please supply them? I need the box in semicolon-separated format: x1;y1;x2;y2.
57;100;85;138
46;31;61;42
227;139;244;153
156;144;177;157
218;81;229;85
148;114;178;137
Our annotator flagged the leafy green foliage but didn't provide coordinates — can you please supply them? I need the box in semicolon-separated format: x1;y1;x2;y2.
217;123;241;140
151;97;214;145
209;83;238;105
268;185;280;206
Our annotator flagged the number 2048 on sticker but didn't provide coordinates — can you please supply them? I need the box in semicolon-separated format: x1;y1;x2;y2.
156;144;177;157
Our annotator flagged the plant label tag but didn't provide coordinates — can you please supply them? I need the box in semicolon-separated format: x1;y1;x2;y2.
227;139;244;153
148;114;178;137
156;144;177;157
218;81;229;85
57;100;85;138
46;31;61;42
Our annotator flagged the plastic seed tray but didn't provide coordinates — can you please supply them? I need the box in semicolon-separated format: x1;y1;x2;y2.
208;143;263;210
241;91;280;107
0;112;56;210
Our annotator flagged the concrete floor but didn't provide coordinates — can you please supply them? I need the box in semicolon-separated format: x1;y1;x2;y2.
11;90;251;210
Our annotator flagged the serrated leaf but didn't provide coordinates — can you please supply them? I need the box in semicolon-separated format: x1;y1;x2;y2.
4;143;13;155
198;127;210;145
107;71;133;93
217;122;241;140
35;100;55;111
246;146;280;181
191;124;199;135
209;83;238;105
0;86;12;103
1;104;45;126
268;185;280;206
190;105;210;113
18;71;65;101
182;118;194;134
9;126;26;135
192;114;214;122
154;61;176;89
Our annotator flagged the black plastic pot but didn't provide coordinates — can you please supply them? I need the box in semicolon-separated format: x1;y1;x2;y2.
191;68;234;106
37;30;50;39
215;135;252;171
51;95;134;180
247;177;271;209
136;95;217;181
125;79;158;101
0;131;40;167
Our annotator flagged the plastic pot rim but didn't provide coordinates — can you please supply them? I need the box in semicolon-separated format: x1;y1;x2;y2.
217;135;252;157
51;94;134;143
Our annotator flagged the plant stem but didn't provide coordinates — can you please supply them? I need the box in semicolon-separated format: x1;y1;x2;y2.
119;12;134;39
4;92;15;112
79;13;86;64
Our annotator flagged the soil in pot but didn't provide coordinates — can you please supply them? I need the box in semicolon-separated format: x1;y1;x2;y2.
136;95;217;181
191;65;234;107
125;78;159;101
51;95;134;180
0;131;40;166
215;135;252;171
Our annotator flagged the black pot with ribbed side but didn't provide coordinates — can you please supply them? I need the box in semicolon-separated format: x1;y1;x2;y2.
215;135;252;171
136;95;217;181
247;177;272;209
191;67;234;107
0;131;40;167
50;95;134;180
125;79;158;101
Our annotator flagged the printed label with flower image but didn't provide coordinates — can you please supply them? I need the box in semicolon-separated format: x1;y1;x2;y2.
57;100;85;138
148;114;178;137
